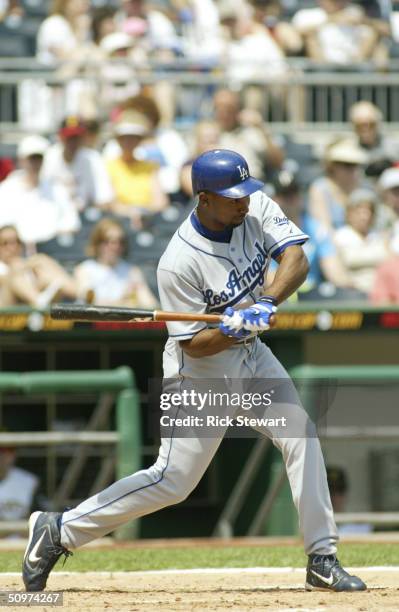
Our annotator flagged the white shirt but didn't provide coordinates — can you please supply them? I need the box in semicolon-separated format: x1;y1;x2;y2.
36;15;78;64
334;225;389;293
293;5;369;64
227;30;287;82
0;467;38;521
42;144;114;210
0;170;81;244
75;259;140;303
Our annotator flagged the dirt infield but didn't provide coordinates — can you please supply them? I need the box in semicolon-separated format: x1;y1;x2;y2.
3;569;399;611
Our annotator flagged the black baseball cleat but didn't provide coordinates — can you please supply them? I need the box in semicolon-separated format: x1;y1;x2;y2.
22;511;72;592
305;554;367;592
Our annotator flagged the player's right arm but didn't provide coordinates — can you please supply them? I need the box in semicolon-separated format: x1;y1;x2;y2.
157;266;239;358
180;329;238;358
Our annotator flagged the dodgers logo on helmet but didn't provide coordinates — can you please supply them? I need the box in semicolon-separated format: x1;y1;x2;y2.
191;149;264;198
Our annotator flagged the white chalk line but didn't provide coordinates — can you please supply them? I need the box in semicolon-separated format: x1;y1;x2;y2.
1;566;399;578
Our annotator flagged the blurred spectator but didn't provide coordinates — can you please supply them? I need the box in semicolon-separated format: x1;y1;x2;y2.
105;93;189;194
349;101;399;176
0;225;78;308
0;443;39;525
179;120;221;200
292;0;388;65
308;139;368;232
370;254;399;303
212;89;284;181
219;1;303;120
36;0;92;64
96;32;141;111
326;466;373;535
105;109;169;227
248;0;303;56
91;5;118;46
0;0;23;24
334;188;390;295
0;136;80;245
176;0;222;62
377;166;399;242
74;217;157;307
41;116;114;212
0;148;14;183
116;0;180;53
271;170;355;300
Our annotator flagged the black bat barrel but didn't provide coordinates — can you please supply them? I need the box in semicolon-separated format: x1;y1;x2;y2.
50;304;154;322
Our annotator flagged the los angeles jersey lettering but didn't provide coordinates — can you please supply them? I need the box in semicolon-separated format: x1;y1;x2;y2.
157;191;308;341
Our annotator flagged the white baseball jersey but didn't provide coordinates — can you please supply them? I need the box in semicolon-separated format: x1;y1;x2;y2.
157;190;308;371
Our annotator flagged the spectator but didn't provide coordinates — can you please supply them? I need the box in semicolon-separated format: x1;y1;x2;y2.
0;147;14;183
271;170;356;300
219;1;304;120
105;110;169;227
377;166;399;241
212;89;284;181
248;0;303;56
0;136;80;245
179;120;221;201
370;253;399;303
105;93;188;194
36;0;92;64
91;5;118;46
308;139;368;232
0;442;39;525
96;32;141;112
292;0;387;65
0;225;78;308
42;116;114;212
334;188;390;295
74;218;157;307
116;0;180;53
349;101;399;176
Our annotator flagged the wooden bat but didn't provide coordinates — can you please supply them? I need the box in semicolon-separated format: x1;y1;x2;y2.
50;304;222;323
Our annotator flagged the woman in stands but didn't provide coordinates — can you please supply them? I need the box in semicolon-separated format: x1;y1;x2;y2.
74;218;157;308
36;0;92;64
0;226;78;308
105;109;169;229
308;139;368;232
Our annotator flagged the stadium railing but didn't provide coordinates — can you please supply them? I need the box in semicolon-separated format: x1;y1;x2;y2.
2;58;399;132
0;367;141;539
214;365;399;537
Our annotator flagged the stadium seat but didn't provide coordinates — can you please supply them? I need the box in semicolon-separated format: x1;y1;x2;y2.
21;0;51;18
36;233;87;270
0;27;31;57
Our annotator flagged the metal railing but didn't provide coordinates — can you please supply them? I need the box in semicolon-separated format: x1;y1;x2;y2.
2;58;399;132
0;367;142;538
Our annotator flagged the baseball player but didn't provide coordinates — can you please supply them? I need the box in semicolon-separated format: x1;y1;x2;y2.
22;149;366;593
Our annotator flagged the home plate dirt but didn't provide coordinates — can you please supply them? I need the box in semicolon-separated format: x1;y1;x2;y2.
2;569;399;611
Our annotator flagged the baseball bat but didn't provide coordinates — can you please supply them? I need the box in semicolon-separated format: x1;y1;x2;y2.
50;304;222;323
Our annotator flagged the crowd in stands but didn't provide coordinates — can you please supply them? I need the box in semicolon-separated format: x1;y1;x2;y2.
1;1;399;307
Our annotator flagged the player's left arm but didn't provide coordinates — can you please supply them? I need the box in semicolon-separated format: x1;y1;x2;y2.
266;245;309;305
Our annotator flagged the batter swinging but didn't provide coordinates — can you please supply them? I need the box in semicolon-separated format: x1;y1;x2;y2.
22;149;366;593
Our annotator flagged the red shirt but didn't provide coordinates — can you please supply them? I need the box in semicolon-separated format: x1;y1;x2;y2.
370;256;399;304
0;158;14;182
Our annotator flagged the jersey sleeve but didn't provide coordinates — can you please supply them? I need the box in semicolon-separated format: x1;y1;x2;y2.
157;267;207;340
261;195;309;260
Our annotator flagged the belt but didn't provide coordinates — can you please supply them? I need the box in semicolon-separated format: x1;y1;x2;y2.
234;336;257;347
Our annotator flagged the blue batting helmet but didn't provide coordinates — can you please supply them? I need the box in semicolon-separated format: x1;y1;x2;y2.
191;149;264;198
